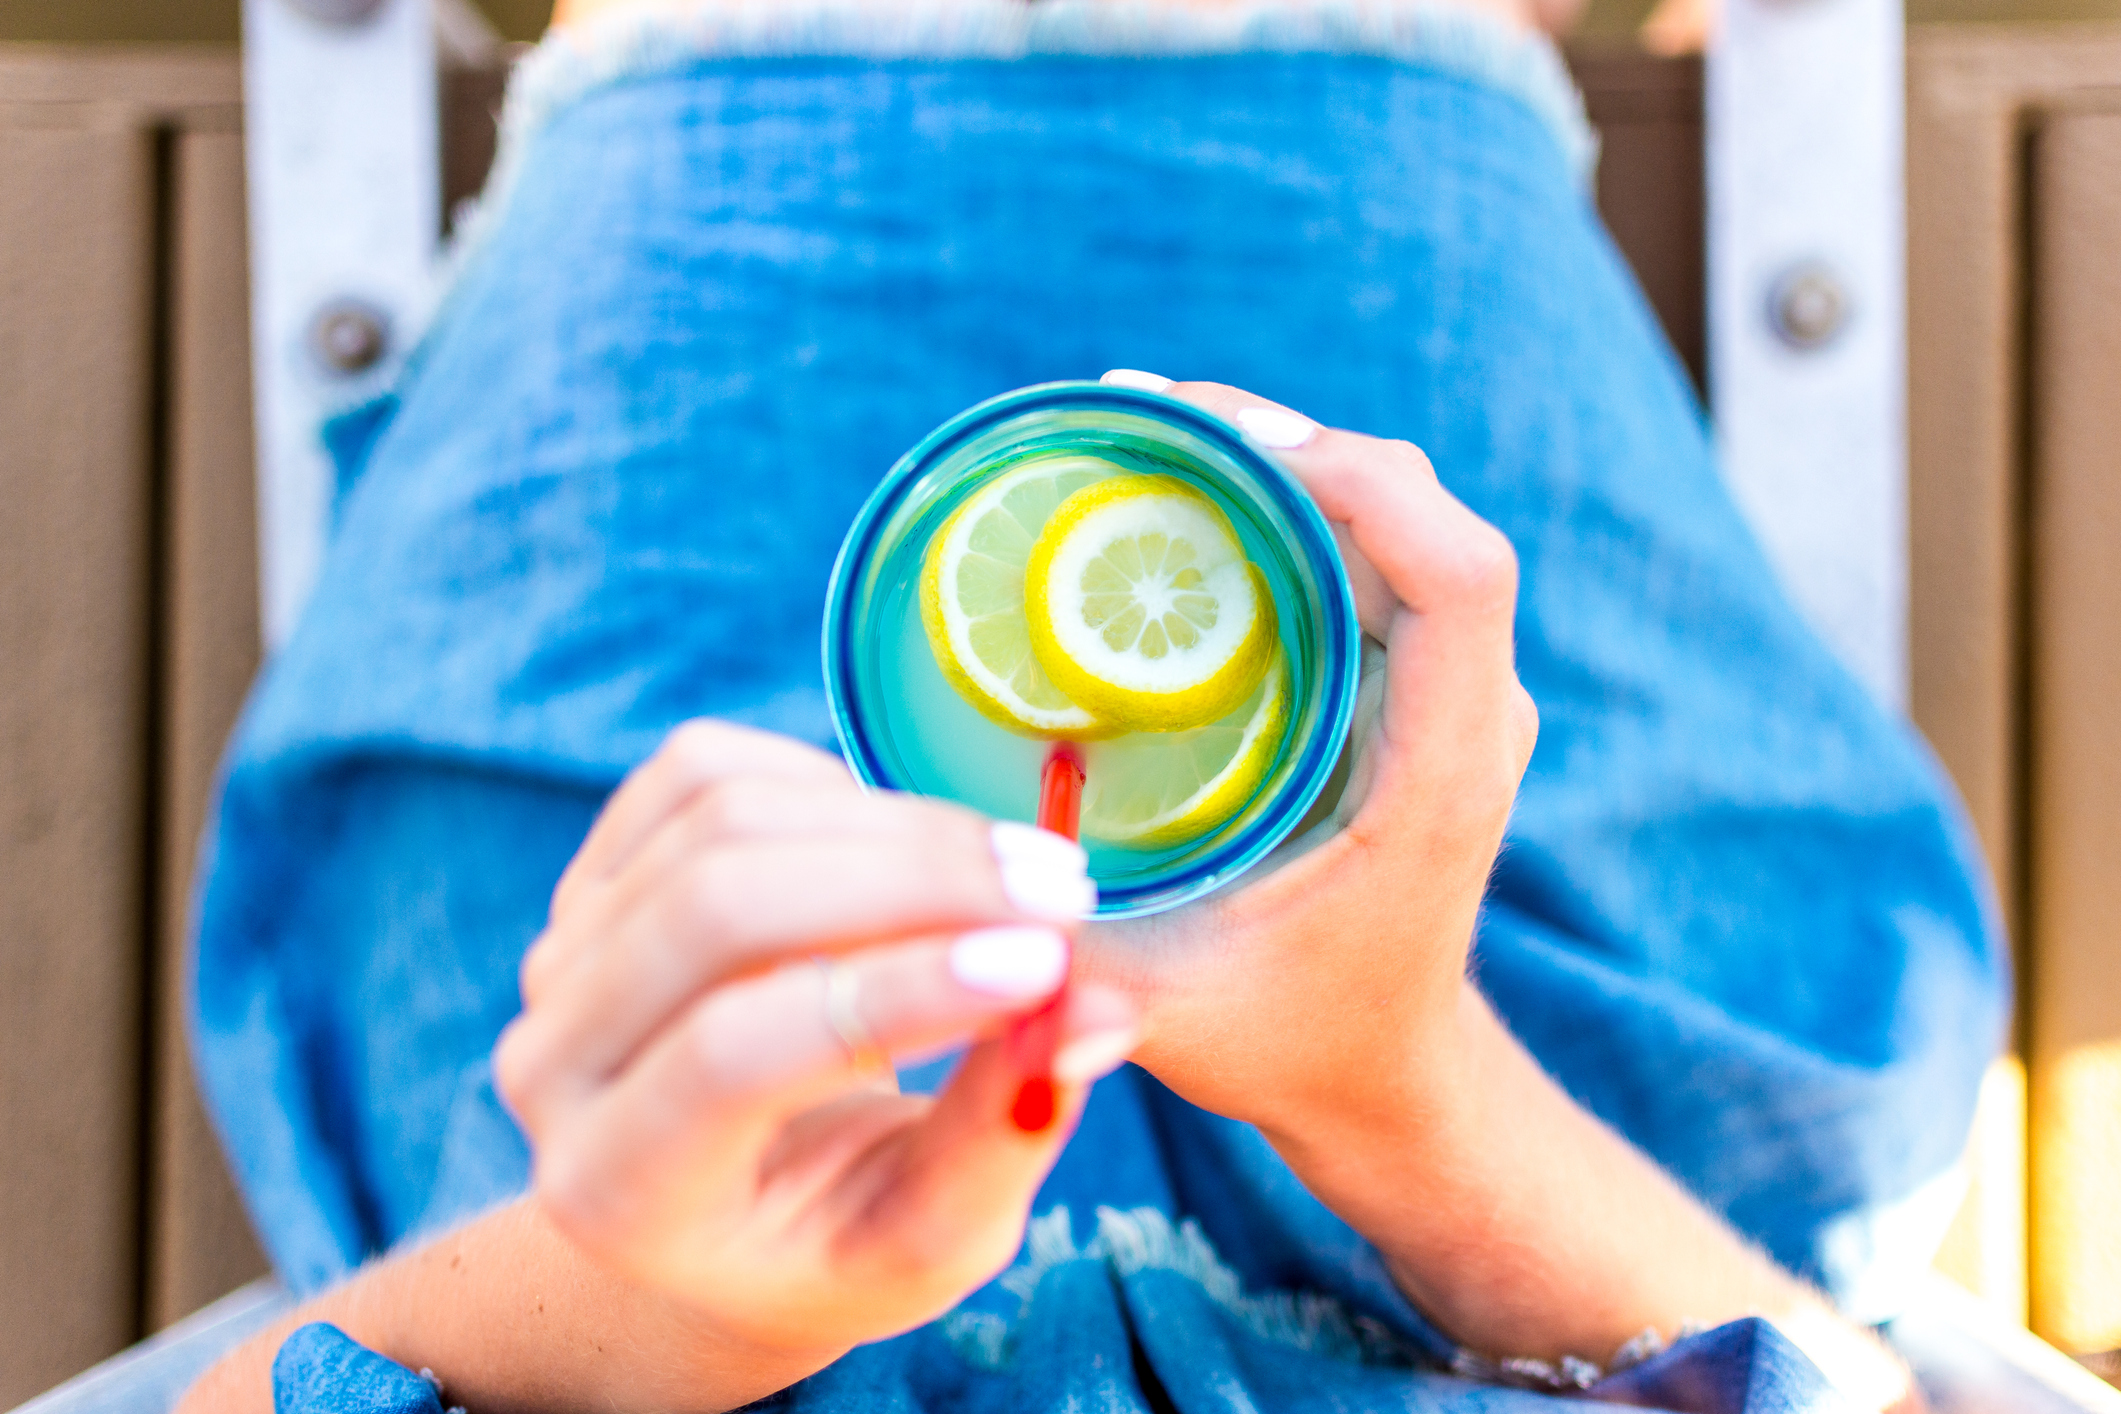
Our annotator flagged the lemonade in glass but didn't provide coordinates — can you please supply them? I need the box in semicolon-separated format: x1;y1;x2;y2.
824;383;1358;917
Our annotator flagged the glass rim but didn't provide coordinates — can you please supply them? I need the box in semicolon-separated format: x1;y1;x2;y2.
823;379;1361;917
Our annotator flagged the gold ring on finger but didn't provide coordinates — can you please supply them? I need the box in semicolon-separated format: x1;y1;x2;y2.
815;955;889;1078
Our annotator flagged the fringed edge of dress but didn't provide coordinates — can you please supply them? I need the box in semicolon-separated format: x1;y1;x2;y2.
445;0;1597;281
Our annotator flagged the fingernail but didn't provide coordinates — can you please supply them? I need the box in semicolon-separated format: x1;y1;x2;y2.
991;821;1097;920
1052;1025;1139;1083
1235;406;1317;449
1101;368;1174;392
950;926;1071;999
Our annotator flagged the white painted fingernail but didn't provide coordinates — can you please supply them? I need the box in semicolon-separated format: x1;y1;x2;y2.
1101;368;1174;392
1052;1025;1139;1083
1235;406;1317;449
950;926;1070;999
991;820;1089;871
990;821;1097;920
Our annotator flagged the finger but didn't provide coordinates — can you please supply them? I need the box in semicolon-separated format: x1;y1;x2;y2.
1154;380;1518;631
518;816;1093;1089
1140;380;1523;730
1114;376;1533;818
1282;431;1520;638
845;984;1140;1282
1293;428;1527;768
1102;375;1450;640
604;783;1034;932
1333;522;1400;644
552;720;852;919
525;782;1009;1004
518;927;1078;1236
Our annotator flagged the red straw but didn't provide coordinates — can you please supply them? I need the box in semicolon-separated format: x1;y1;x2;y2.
1036;741;1084;840
1010;743;1084;1132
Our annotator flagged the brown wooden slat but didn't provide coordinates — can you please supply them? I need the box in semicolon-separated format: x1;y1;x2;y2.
0;45;237;111
1567;45;1707;393
147;122;271;1336
2024;101;2121;1357
442;58;510;232
0;115;157;1402
1589;105;1705;392
1907;37;2033;940
1905;23;2121;951
0;5;241;47
1904;26;2121;1342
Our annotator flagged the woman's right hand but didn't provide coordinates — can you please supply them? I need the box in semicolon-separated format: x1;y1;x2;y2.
493;721;1138;1374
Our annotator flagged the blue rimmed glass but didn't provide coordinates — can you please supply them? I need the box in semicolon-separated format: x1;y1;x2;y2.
824;382;1359;917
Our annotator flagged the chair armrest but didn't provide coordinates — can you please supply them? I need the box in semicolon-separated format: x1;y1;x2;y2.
1887;1273;2121;1414
7;1280;292;1414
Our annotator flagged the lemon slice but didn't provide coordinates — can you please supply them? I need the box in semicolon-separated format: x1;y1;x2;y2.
920;456;1118;737
1081;658;1289;847
1024;475;1276;733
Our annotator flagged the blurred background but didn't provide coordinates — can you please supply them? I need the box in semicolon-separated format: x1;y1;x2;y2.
7;0;2121;41
3;0;2118;1408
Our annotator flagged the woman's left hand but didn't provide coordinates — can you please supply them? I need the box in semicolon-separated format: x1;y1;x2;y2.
1075;377;1539;1142
1073;380;1921;1414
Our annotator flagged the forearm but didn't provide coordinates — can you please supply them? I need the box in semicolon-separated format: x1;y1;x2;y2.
1259;985;1915;1409
176;1199;843;1414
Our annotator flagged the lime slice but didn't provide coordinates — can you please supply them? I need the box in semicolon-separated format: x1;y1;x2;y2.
1080;658;1289;847
1024;475;1277;733
920;456;1117;737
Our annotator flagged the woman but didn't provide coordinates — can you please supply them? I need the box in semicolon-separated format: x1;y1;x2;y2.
178;0;2003;1407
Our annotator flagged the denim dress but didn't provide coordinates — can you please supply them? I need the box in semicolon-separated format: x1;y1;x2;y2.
192;5;2006;1411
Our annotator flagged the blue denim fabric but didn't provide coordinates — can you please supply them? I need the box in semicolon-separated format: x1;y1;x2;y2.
262;1313;1835;1414
192;41;2005;1414
273;1327;444;1414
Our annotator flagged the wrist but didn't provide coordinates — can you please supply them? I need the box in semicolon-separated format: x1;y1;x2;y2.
1250;984;1655;1360
1249;977;1489;1179
518;1207;850;1407
406;1200;848;1413
641;1289;852;1402
1250;982;1522;1337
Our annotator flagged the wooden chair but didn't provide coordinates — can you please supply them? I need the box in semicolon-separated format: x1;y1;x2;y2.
3;5;2118;1408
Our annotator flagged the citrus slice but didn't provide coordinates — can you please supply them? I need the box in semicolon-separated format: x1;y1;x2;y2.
920;456;1118;737
1024;475;1276;733
1080;657;1288;847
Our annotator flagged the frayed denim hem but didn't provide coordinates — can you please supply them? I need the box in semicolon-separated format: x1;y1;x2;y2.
445;0;1595;278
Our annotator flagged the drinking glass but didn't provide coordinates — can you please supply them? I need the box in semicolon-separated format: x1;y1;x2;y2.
824;382;1359;917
